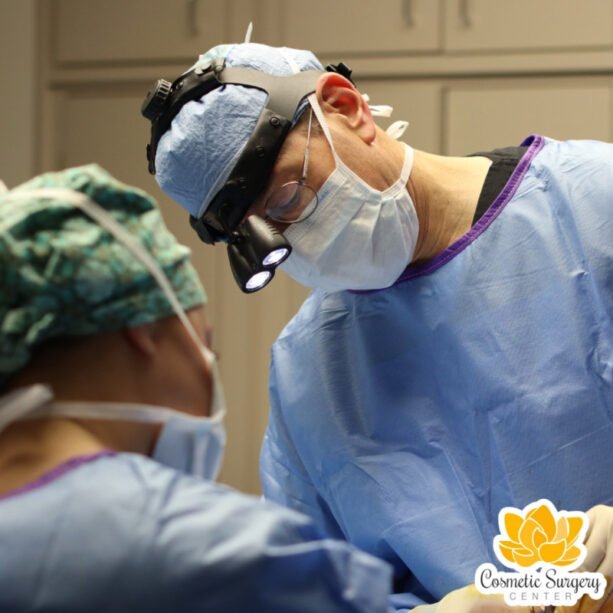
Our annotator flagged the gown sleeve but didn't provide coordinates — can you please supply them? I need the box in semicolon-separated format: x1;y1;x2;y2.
260;362;347;542
145;465;394;613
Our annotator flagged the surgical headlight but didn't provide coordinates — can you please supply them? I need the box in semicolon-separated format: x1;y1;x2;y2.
141;58;354;292
226;215;291;293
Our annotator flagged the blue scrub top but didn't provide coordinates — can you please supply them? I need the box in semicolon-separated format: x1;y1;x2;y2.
260;135;613;611
0;451;393;612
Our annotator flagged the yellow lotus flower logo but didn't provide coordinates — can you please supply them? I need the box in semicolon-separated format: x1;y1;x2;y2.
494;500;588;571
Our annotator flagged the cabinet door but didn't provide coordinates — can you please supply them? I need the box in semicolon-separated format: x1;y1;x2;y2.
445;0;613;52
54;0;261;64
269;0;441;55
46;83;308;493
444;77;612;155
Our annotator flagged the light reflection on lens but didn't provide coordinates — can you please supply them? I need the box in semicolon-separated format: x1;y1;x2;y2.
246;270;272;291
263;247;290;266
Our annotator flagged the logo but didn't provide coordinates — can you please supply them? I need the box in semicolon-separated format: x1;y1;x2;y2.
475;500;606;607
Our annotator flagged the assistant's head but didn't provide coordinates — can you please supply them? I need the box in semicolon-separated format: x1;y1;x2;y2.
152;43;418;293
0;165;213;419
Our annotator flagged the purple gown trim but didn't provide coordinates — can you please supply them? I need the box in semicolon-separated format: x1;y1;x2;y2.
396;134;545;283
355;134;545;294
0;450;116;501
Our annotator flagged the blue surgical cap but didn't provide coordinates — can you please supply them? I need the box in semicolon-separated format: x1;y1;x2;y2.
155;43;323;218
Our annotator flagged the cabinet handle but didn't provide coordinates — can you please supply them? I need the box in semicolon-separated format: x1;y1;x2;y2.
402;0;415;27
459;0;473;27
186;0;200;37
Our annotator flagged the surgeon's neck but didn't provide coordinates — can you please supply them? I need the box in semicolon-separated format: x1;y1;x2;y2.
408;150;492;264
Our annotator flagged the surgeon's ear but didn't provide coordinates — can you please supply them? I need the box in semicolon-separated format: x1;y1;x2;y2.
315;72;376;144
122;324;157;357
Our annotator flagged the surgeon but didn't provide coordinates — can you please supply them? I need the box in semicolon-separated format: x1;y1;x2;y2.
0;164;403;612
147;42;613;610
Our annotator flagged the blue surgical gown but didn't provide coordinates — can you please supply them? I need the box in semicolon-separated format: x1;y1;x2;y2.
260;135;613;611
0;451;393;612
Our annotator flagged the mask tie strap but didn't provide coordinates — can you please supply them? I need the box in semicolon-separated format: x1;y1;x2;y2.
361;93;394;118
398;143;415;184
361;93;410;138
34;401;225;425
386;120;410;140
0;385;54;435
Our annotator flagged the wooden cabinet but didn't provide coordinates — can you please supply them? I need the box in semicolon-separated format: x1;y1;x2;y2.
53;0;613;63
444;0;613;53
356;76;613;157
444;77;613;155
269;0;442;55
260;0;613;57
55;0;263;63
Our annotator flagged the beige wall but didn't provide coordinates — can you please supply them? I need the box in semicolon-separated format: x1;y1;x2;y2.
0;0;36;188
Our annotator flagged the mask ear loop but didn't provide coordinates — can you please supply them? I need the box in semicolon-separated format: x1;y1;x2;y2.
307;93;342;169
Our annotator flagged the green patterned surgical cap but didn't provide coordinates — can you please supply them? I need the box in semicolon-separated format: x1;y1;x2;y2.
0;164;207;383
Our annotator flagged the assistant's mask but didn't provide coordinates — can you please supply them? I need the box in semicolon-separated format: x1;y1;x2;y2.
0;188;226;480
280;94;419;292
151;344;226;480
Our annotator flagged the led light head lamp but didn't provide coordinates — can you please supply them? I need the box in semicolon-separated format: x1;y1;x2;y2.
226;215;291;292
141;58;354;292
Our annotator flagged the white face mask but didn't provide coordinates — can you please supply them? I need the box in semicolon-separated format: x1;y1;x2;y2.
0;188;226;481
280;94;419;292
